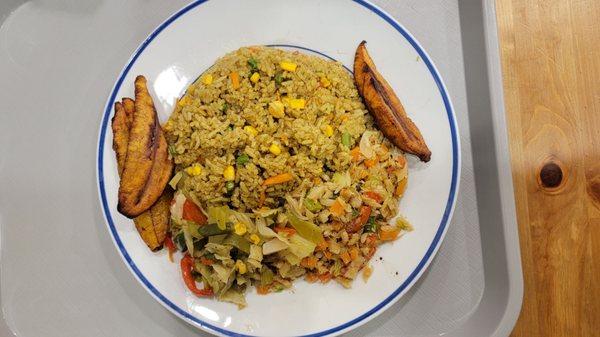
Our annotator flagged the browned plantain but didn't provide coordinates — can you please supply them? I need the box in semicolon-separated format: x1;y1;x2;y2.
112;100;172;250
122;97;135;128
111;102;130;176
133;211;160;250
354;41;431;162
118;75;174;218
150;189;173;248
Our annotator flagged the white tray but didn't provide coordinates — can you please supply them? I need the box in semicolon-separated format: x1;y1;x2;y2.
0;1;522;336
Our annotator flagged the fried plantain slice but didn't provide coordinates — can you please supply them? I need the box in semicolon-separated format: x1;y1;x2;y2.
354;41;431;162
118;75;173;218
111;101;130;176
122;97;135;129
133;211;160;251
150;188;173;249
112;89;173;250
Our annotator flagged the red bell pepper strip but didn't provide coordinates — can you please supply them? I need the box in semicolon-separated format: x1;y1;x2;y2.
180;254;213;297
164;235;176;262
182;199;207;224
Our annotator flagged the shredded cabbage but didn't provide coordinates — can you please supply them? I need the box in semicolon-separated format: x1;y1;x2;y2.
168;171;183;189
263;238;288;255
249;245;263;262
331;171;351;191
287;234;316;260
219;288;247;308
359;130;377;159
205;243;233;261
181;222;195;255
253;207;278;217
208;205;233;230
286;211;324;244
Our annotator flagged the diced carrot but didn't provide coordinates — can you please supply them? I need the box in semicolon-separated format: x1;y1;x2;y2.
365;234;378;246
313;177;322;185
329;200;345;217
229;72;240;89
306;273;319;283
397;155;407;168
259;190;266;207
340;251;351;264
275;226;296;236
323;251;333;259
316;240;329;251
379;226;400;241
318;272;332;283
395;178;407;197
256;285;270;295
346;205;371;233
301;256;318;268
350;147;361;161
366;246;377;259
364;157;378;168
349;247;360;260
182;199;207;225
364;191;383;203
200;257;214;266
262;173;294;186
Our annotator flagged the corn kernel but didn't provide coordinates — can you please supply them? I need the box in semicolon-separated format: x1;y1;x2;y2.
280;61;297;72
202;74;213;85
250;72;260;83
289;98;305;109
320;77;331;87
223;165;235;181
235;260;247;274
324;125;334;137
244;125;258;136
185;164;202;176
177;96;189;107
269;101;285;118
269;143;282;155
234;222;247;236
249;234;261;245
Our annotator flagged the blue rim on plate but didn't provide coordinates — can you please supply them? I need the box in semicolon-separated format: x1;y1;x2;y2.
96;1;460;336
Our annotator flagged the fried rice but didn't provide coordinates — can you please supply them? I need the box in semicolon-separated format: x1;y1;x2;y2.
164;46;411;307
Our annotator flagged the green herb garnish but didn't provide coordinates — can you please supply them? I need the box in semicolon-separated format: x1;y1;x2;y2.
248;58;259;72
221;102;229;112
364;216;378;233
274;73;283;86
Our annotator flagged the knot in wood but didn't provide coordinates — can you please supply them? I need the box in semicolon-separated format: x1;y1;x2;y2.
539;162;563;188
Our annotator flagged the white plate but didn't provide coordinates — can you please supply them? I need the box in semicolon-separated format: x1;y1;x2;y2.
96;0;460;336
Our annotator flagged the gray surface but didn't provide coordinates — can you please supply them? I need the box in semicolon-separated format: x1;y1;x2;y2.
0;0;522;336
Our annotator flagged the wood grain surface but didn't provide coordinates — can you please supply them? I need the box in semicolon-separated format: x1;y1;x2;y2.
495;0;599;335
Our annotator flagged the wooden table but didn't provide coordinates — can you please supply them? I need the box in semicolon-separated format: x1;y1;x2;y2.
495;0;599;335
